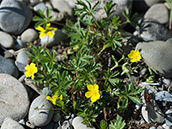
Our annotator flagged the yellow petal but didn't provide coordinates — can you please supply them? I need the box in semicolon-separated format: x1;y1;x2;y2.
87;84;93;91
93;84;99;90
30;63;35;68
46;96;52;101
25;71;30;77
94;92;100;100
33;67;38;73
39;32;46;39
25;65;30;71
36;26;44;31
47;31;54;38
59;95;63;100
31;74;34;80
91;95;98;103
85;91;92;98
46;23;51;28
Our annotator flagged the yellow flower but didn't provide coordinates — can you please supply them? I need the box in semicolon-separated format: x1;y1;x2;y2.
35;23;57;39
46;91;63;105
85;84;100;103
128;50;142;62
25;63;38;80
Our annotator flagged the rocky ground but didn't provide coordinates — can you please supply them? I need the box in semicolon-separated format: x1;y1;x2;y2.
0;0;172;129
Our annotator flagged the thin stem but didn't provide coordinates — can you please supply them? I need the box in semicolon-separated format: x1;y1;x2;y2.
91;13;100;28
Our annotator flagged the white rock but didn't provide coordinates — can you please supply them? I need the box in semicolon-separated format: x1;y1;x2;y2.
1;117;25;129
21;28;38;43
72;116;95;129
28;95;54;127
0;74;30;125
0;31;14;48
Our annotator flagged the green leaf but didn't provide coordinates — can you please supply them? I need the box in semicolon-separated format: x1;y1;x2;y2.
37;9;46;18
92;1;101;11
128;96;141;104
129;87;143;95
46;8;50;17
32;16;45;21
100;120;108;129
35;21;47;28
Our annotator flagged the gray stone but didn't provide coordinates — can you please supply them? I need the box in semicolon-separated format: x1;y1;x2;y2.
134;18;171;41
30;0;39;5
145;0;163;7
0;0;32;35
33;2;46;12
0;55;18;78
16;50;28;65
40;30;67;47
1;117;25;129
149;127;156;129
53;112;61;122
28;95;54;127
42;122;54;129
0;31;14;48
0;74;30;126
155;91;172;102
136;41;172;78
15;50;28;72
21;28;38;43
144;4;169;24
132;0;163;13
72;116;96;129
50;0;72;16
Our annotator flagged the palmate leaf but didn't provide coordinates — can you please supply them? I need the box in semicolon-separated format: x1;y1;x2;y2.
109;115;126;129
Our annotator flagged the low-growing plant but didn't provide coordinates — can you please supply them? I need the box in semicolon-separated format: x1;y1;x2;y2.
25;0;143;128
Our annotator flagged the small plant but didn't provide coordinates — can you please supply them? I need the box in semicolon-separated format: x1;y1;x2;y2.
25;0;144;128
109;115;126;129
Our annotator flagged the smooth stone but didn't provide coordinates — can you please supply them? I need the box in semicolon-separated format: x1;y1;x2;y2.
18;119;25;126
1;117;25;129
15;50;28;72
0;55;18;78
30;0;40;5
50;0;72;16
149;127;156;129
42;87;51;96
145;0;163;7
16;50;28;65
42;122;54;129
40;30;67;47
144;4;169;24
132;0;163;12
53;112;61;122
33;2;46;12
140;120;146;124
155;91;172;102
0;0;32;35
0;74;30;126
162;77;172;86
134;18;171;41
72;116;96;129
28;95;54;127
136;41;172;78
0;31;14;48
21;28;38;43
